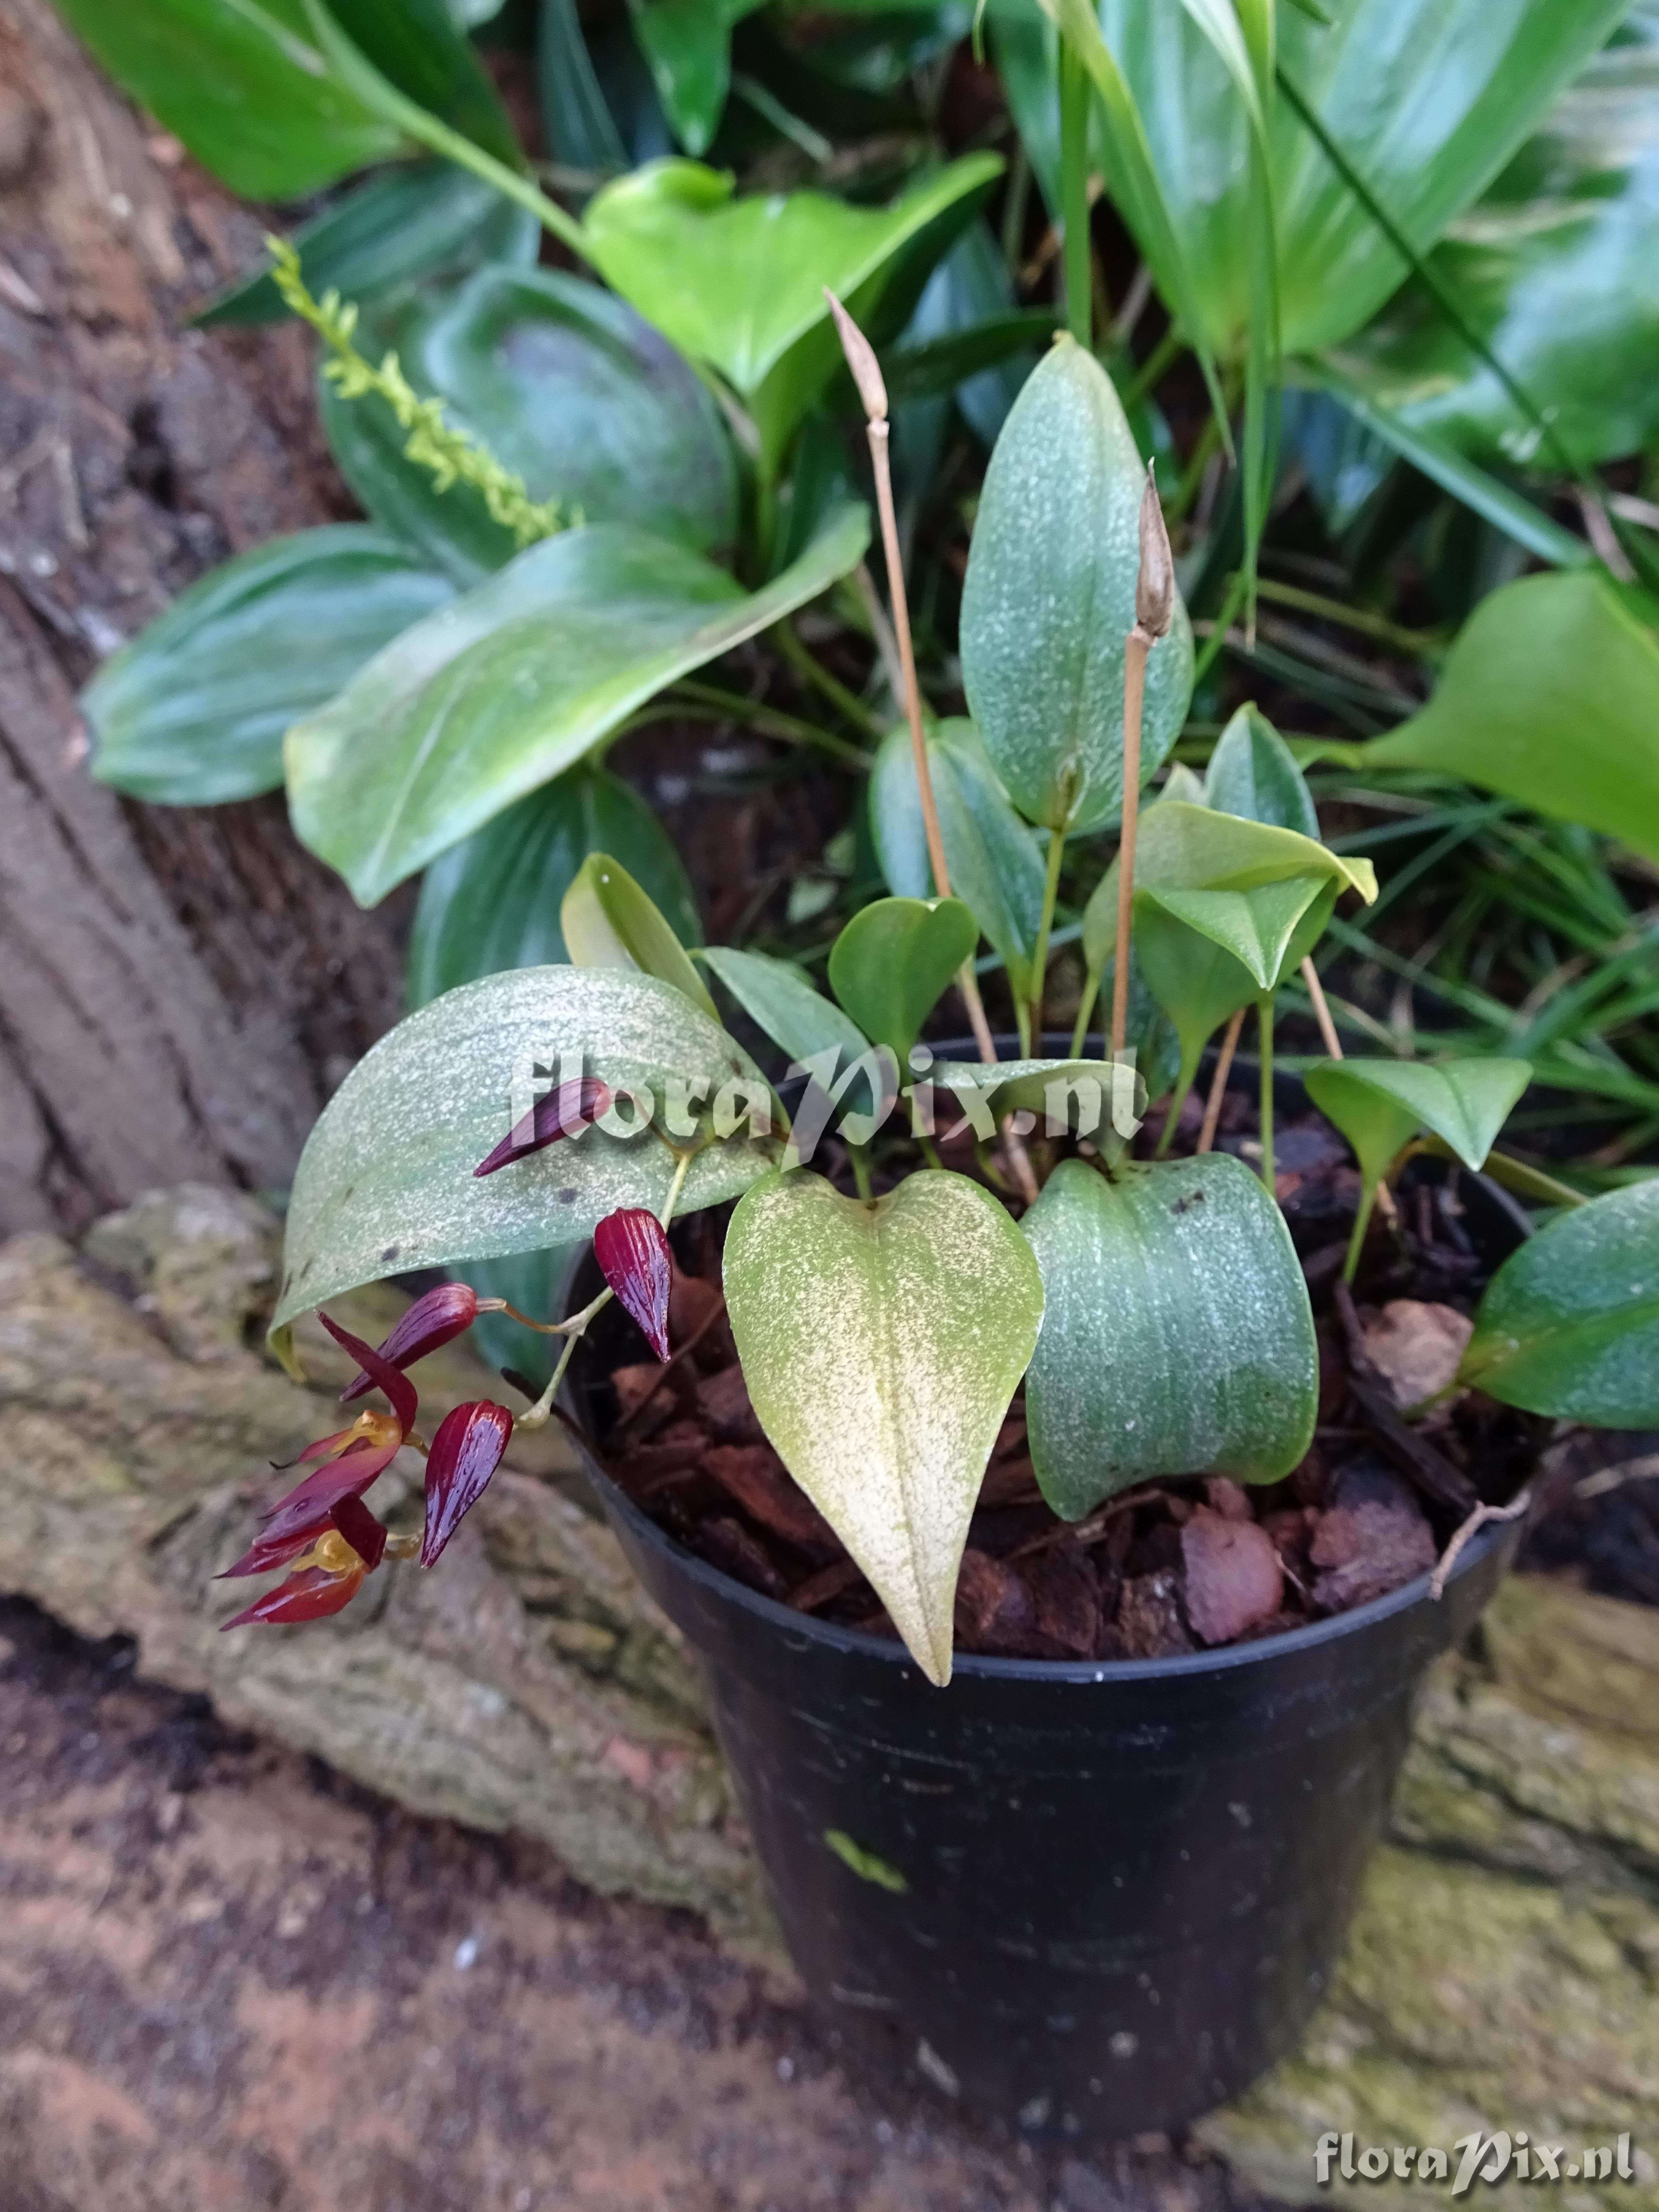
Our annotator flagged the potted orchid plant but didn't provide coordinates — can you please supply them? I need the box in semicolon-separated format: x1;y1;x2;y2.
229;320;1658;2134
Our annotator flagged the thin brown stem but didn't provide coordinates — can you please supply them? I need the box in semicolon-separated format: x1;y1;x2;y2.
1110;626;1151;1060
1196;1007;1246;1155
867;420;949;902
1302;956;1344;1060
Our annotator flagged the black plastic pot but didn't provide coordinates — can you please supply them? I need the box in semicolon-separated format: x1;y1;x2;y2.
582;1456;1521;2138
566;1035;1533;2138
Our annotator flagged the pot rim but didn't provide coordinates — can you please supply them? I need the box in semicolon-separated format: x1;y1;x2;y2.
581;1452;1516;1686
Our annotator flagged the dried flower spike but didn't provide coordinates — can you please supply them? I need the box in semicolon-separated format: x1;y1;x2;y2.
824;288;888;425
594;1207;673;1361
1135;464;1175;642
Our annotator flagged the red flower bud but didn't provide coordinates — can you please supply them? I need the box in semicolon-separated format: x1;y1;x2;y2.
340;1282;479;1402
594;1207;672;1361
221;1560;365;1630
318;1312;418;1436
421;1400;513;1566
474;1077;612;1177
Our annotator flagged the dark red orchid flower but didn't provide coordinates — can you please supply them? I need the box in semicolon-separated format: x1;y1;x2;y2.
221;1496;389;1630
339;1282;480;1402
220;1310;417;1591
594;1207;672;1361
474;1076;612;1177
421;1400;514;1566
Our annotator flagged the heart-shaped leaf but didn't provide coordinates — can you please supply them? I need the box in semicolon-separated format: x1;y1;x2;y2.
560;852;719;1022
582;153;1002;468
407;761;699;1007
84;529;452;806
930;1059;1142;1157
1203;702;1320;838
827;897;979;1066
1131;897;1264;1120
1364;573;1659;867
1020;1155;1318;1518
1139;875;1330;995
700;946;869;1070
285;506;869;904
1305;1057;1533;1192
960;339;1195;834
723;1167;1046;1684
1133;801;1376;902
270;967;775;1343
1460;1181;1659;1425
871;717;1048;1010
320;266;739;583
193;163;539;329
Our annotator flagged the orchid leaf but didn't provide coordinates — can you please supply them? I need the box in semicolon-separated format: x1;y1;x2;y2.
285;506;869;905
723;1167;1045;1684
1021;1155;1318;1518
827;897;979;1066
1139;875;1328;995
270;967;775;1340
1460;1181;1659;1426
960;339;1195;834
1204;702;1320;838
700;946;869;1071
560;853;719;1023
84;528;451;806
1305;1056;1533;1199
1131;898;1262;1123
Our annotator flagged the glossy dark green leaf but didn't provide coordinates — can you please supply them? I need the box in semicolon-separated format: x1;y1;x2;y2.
1460;1180;1659;1426
320;267;739;585
51;0;399;201
581;153;1003;467
1021;1155;1318;1517
887;220;1048;445
870;718;1047;1007
192;163;538;329
83;528;452;806
628;0;762;157
560;851;719;1022
827;897;979;1065
1203;702;1320;838
286;507;869;904
1326;23;1659;469
270;967;775;1340
407;762;699;1006
960;340;1195;835
700;947;869;1069
1305;1057;1532;1189
1096;0;1628;356
724;1166;1045;1683
1365;573;1659;865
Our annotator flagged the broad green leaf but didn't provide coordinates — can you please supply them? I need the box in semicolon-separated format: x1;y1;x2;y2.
1364;574;1659;866
1138;875;1328;994
1132;800;1376;902
581;153;1002;467
1203;702;1320;837
870;718;1047;1004
723;1167;1046;1684
320;267;739;584
1328;26;1659;470
1132;897;1261;1119
286;506;869;905
192;163;538;328
628;0;761;156
1460;1181;1659;1426
407;762;699;1006
1095;0;1628;357
1305;1056;1532;1193
930;1059;1141;1156
324;0;523;167
561;852;719;1021
270;966;775;1336
1021;1155;1318;1517
959;340;1195;834
83;528;451;806
827;897;979;1065
700;946;869;1069
51;0;398;200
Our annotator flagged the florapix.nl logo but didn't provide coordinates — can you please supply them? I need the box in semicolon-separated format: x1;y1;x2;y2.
1315;2130;1649;2193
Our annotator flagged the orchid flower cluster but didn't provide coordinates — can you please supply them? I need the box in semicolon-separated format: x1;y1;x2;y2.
222;1079;674;1625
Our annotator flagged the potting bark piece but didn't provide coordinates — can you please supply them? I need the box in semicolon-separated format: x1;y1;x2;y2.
1310;1458;1437;1613
1182;1511;1284;1646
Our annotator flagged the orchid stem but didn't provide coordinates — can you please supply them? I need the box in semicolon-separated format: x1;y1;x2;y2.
1302;955;1344;1060
1029;826;1067;1050
1196;1006;1246;1155
772;620;883;745
1342;1181;1379;1284
1110;629;1151;1060
1258;994;1276;1197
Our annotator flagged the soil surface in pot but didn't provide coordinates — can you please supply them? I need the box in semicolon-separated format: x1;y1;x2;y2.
577;1088;1546;1663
